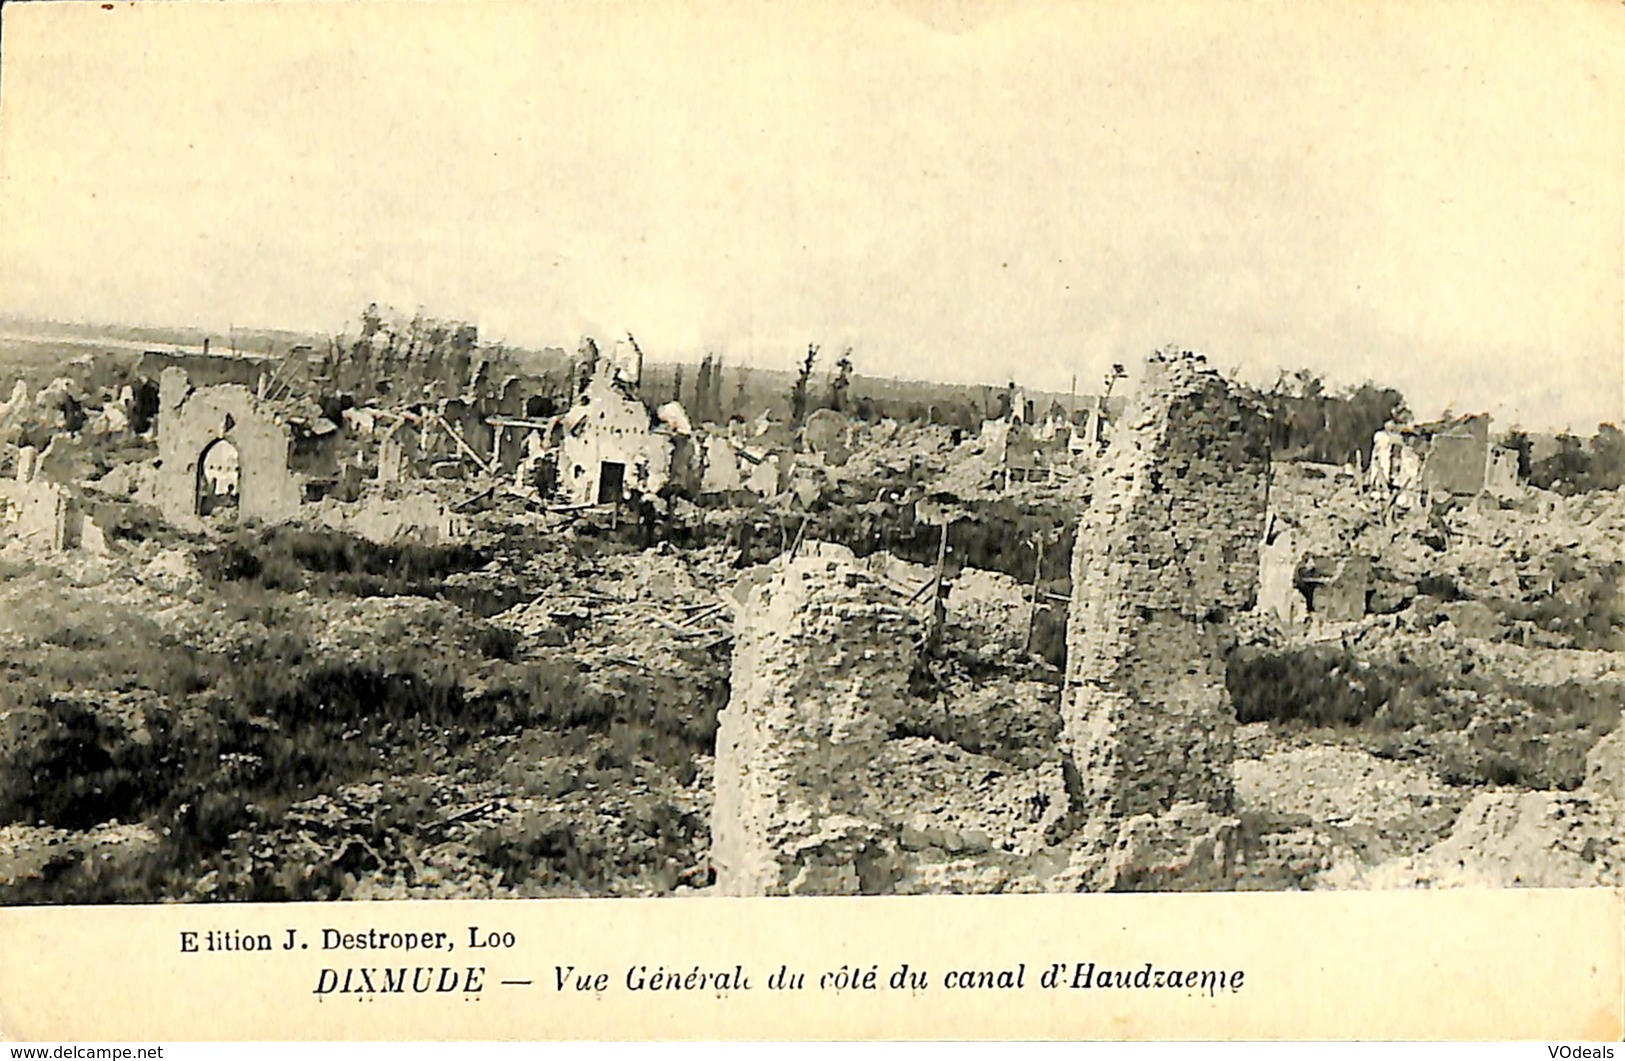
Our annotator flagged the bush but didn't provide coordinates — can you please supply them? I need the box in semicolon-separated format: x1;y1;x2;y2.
0;697;168;830
1225;643;1621;791
1227;647;1392;727
197;526;493;598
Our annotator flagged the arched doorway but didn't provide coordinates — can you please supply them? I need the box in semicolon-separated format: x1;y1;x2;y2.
197;438;241;518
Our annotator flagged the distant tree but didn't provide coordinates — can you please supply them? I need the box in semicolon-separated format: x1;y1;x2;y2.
1589;423;1624;491
328;304;485;397
827;349;854;413
1103;363;1127;401
791;344;820;425
733;376;747;418
1252;370;1408;466
1277;367;1325;401
695;354;715;421
1504;427;1534;480
1327;382;1408;466
994;380;1016;421
448;322;478;389
709;355;726;422
672;364;685;407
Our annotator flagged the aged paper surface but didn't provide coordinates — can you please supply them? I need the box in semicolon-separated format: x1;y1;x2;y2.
1;0;1622;1043
0;892;1622;1040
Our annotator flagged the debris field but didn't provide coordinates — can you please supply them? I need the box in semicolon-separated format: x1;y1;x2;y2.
0;333;1619;901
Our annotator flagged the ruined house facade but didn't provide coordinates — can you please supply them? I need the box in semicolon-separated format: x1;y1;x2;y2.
154;367;303;527
558;368;674;505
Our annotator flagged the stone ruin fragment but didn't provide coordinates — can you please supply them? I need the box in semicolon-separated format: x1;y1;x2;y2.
711;542;924;896
0;443;107;553
1058;348;1270;888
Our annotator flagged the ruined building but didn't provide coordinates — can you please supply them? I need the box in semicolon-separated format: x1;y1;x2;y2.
154;367;309;528
1061;349;1270;828
1369;412;1521;504
557;355;676;505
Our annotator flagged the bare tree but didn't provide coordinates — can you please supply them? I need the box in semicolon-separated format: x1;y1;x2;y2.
791;343;820;425
1103;363;1127;401
827;348;854;413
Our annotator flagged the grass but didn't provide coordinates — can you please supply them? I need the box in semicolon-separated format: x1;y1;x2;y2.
197;525;494;596
1226;643;1621;789
0;527;731;902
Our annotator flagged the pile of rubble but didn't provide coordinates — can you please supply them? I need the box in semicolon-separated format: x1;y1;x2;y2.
491;544;738;660
1257;449;1624;645
1341;727;1623;888
1233;740;1470;889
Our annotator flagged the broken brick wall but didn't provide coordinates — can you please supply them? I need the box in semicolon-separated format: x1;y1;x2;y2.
1062;350;1271;823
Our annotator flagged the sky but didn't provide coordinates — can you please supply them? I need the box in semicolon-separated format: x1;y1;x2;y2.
1;0;1620;432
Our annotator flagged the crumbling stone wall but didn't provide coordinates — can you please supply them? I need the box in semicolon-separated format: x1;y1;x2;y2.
155;368;302;527
0;446;106;552
0;449;71;550
1062;350;1270;824
711;543;923;896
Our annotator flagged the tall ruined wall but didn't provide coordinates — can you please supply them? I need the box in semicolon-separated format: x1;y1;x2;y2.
1063;350;1270;822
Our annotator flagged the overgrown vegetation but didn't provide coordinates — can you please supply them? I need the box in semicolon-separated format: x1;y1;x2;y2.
1227;644;1620;789
1245;370;1409;467
0;531;729;903
198;526;493;597
1527;424;1625;495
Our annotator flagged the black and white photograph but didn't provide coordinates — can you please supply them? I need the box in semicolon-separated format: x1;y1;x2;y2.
0;0;1619;912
